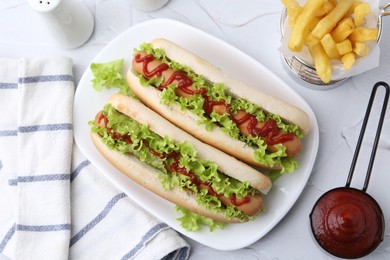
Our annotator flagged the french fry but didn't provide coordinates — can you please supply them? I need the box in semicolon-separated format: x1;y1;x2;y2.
345;0;362;17
320;33;340;59
354;2;371;26
349;27;378;41
284;0;377;83
341;52;356;70
304;16;321;48
336;39;353;55
330;17;355;42
315;1;334;17
288;0;327;52
282;0;303;28
308;16;321;30
309;43;332;83
353;41;369;56
312;0;353;39
306;33;321;48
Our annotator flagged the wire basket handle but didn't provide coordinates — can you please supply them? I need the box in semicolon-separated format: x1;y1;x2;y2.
381;2;390;17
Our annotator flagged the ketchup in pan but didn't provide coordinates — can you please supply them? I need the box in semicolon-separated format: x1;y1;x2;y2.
310;82;389;259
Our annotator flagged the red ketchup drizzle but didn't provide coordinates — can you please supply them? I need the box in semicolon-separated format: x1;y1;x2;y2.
111;132;122;140
168;159;198;185
96;111;109;127
202;94;229;116
135;53;294;146
246;117;295;145
159;71;195;92
166;154;251;207
230;194;250;207
143;141;166;159
167;153;219;196
198;180;218;197
135;53;169;78
96;112;251;207
122;134;133;145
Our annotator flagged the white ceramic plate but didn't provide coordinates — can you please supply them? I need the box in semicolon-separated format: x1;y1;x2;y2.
73;18;319;251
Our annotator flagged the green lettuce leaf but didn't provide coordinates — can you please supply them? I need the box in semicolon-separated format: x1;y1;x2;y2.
90;59;135;97
176;206;226;232
133;43;302;173
90;103;259;230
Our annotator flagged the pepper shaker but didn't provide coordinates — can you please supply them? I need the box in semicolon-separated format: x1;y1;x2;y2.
27;0;94;49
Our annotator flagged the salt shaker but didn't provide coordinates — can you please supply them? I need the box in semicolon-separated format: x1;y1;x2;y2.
27;0;94;49
129;0;169;11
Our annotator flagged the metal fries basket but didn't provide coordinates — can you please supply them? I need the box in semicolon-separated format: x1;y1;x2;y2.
280;2;390;89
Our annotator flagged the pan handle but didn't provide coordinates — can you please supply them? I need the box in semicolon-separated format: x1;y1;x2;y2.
345;82;389;192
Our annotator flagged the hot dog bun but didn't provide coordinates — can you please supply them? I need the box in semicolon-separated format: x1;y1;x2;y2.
108;93;271;194
127;38;310;169
151;38;310;134
91;132;236;223
127;71;265;169
91;94;272;223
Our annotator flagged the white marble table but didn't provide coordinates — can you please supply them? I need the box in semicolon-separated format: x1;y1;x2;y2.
1;0;389;259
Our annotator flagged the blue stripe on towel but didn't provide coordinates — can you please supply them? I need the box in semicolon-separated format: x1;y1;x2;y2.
69;192;127;247
18;75;73;84
0;124;71;136
0;82;18;89
18;123;73;133
8;173;70;186
0;224;16;253
162;249;177;260
70;160;91;182
164;247;189;260
0;130;18;137
16;224;71;232
0;223;71;252
121;223;169;260
177;247;190;260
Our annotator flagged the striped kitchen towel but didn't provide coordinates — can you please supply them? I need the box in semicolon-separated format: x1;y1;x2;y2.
0;57;73;259
0;57;190;260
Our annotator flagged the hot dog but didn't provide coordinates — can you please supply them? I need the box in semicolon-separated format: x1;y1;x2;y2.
127;38;311;172
90;93;272;225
